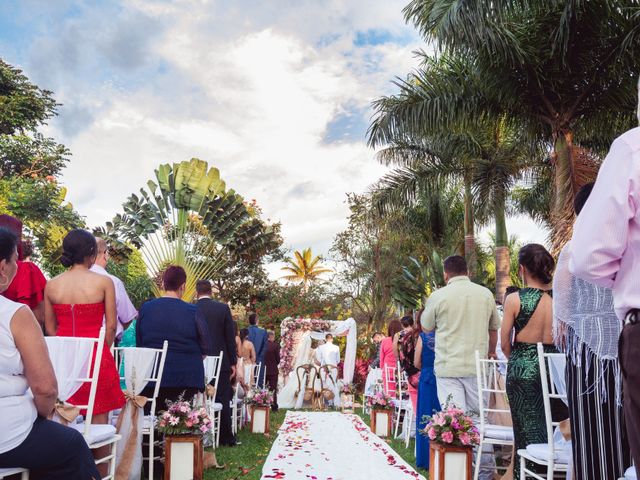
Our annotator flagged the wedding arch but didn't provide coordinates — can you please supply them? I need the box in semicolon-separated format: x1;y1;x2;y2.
278;317;357;409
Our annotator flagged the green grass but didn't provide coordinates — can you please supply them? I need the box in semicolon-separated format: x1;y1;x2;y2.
204;409;428;480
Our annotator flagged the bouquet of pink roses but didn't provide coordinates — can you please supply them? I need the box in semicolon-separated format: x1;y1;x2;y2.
366;390;394;410
157;397;213;436
423;399;480;447
245;386;275;407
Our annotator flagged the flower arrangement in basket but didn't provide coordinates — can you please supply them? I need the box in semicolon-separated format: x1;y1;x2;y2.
423;400;480;447
157;398;213;436
245;386;275;407
341;383;357;395
366;390;394;410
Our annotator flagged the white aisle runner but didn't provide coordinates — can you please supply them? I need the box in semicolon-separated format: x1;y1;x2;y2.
261;411;425;480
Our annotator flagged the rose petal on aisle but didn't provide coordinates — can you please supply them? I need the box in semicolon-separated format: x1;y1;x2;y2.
261;411;425;480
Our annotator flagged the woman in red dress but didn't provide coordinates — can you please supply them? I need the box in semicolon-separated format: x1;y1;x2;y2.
44;229;124;475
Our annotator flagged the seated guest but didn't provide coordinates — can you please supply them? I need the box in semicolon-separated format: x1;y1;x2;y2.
0;227;100;479
137;266;211;409
379;319;403;396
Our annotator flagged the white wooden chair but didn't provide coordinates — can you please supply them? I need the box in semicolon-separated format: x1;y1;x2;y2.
203;353;224;447
0;468;28;479
46;327;121;480
393;362;413;443
253;362;264;387
383;365;397;397
519;343;571;479
474;351;514;480
113;341;168;480
231;382;244;434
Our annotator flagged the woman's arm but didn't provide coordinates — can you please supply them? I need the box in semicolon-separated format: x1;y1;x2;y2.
12;306;58;417
414;336;423;370
102;278;117;347
43;285;57;336
250;342;256;364
379;339;388;368
501;293;519;358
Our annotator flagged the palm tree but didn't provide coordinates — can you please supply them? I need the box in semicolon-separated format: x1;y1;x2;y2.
281;248;332;292
393;1;639;250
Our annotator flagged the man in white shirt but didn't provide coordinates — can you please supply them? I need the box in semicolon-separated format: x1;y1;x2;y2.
90;238;137;344
315;334;340;367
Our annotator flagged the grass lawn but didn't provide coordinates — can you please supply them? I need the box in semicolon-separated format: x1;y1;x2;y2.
204;409;428;480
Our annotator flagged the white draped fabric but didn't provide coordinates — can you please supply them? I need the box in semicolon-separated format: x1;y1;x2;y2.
262;411;425;480
278;318;357;409
115;348;157;480
44;337;94;403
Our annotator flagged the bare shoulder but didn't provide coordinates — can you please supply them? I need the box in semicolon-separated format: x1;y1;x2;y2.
504;292;520;309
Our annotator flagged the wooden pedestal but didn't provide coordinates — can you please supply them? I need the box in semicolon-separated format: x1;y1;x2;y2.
429;442;473;480
164;434;203;480
371;409;392;437
250;406;271;434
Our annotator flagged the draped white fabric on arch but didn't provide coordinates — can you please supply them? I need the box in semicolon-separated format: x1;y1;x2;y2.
278;318;357;409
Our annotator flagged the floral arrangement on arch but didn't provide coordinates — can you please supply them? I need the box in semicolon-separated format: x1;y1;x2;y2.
279;317;332;380
423;399;480;447
156;397;213;436
366;391;394;410
245;386;275;408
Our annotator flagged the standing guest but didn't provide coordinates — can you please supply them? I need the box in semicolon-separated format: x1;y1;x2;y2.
90;238;137;345
397;318;421;412
264;330;280;411
247;313;267;385
240;328;257;386
44;229;125;476
414;328;440;469
0;227;100;479
234;321;248;391
502;244;566;480
420;255;500;480
554;183;630;480
369;331;385;369
137;266;211;409
568;113;640;476
379;319;403;396
195;279;238;447
0;215;47;326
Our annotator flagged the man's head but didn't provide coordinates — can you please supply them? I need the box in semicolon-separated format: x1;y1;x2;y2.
248;313;258;326
94;238;109;268
268;331;275;342
325;333;333;343
195;279;212;297
574;182;595;216
371;332;384;344
443;255;468;283
503;285;521;304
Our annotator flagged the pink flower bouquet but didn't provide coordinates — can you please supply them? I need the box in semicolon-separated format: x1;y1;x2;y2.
341;383;357;395
423;399;480;447
157;397;213;436
366;391;394;410
245;386;275;407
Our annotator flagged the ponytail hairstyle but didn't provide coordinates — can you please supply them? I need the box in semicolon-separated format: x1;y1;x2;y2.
518;243;555;284
60;229;97;268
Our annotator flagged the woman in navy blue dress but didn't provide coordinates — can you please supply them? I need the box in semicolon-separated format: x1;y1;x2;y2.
414;330;440;469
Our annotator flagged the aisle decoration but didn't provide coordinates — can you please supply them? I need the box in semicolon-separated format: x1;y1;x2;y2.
423;401;480;480
246;386;275;434
157;398;214;480
279;317;331;381
367;391;394;437
341;383;356;413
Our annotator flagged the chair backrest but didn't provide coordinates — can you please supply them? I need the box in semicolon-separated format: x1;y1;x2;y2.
45;327;106;431
253;362;263;386
475;351;510;431
114;341;168;416
384;365;396;396
537;343;568;461
396;361;406;400
204;353;224;393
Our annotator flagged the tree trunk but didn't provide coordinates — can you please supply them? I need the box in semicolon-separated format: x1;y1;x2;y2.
494;197;510;302
463;173;476;274
551;130;577;254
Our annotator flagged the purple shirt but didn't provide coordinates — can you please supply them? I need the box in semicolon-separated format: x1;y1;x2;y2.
90;264;138;338
569;126;640;320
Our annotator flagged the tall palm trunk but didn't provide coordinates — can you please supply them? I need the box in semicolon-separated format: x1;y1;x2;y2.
494;196;510;302
551;130;578;253
463;172;476;275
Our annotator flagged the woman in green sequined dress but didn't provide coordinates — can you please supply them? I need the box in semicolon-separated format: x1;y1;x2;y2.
501;244;567;480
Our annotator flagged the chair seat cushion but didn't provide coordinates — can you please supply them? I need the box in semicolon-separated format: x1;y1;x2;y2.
525;442;571;465
71;423;118;446
0;468;27;477
483;424;514;441
625;466;637;479
392;399;412;409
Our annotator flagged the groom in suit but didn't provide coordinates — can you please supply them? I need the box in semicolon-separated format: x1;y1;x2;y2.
247;313;267;386
196;280;238;446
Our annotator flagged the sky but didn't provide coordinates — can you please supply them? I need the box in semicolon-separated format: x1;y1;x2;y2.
0;0;547;272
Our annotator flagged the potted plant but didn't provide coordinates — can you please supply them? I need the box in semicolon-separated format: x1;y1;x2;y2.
340;383;357;413
423;400;480;480
157;398;214;480
366;391;394;437
245;386;274;434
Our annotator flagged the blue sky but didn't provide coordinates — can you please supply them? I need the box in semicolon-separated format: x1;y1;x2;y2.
1;0;547;268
